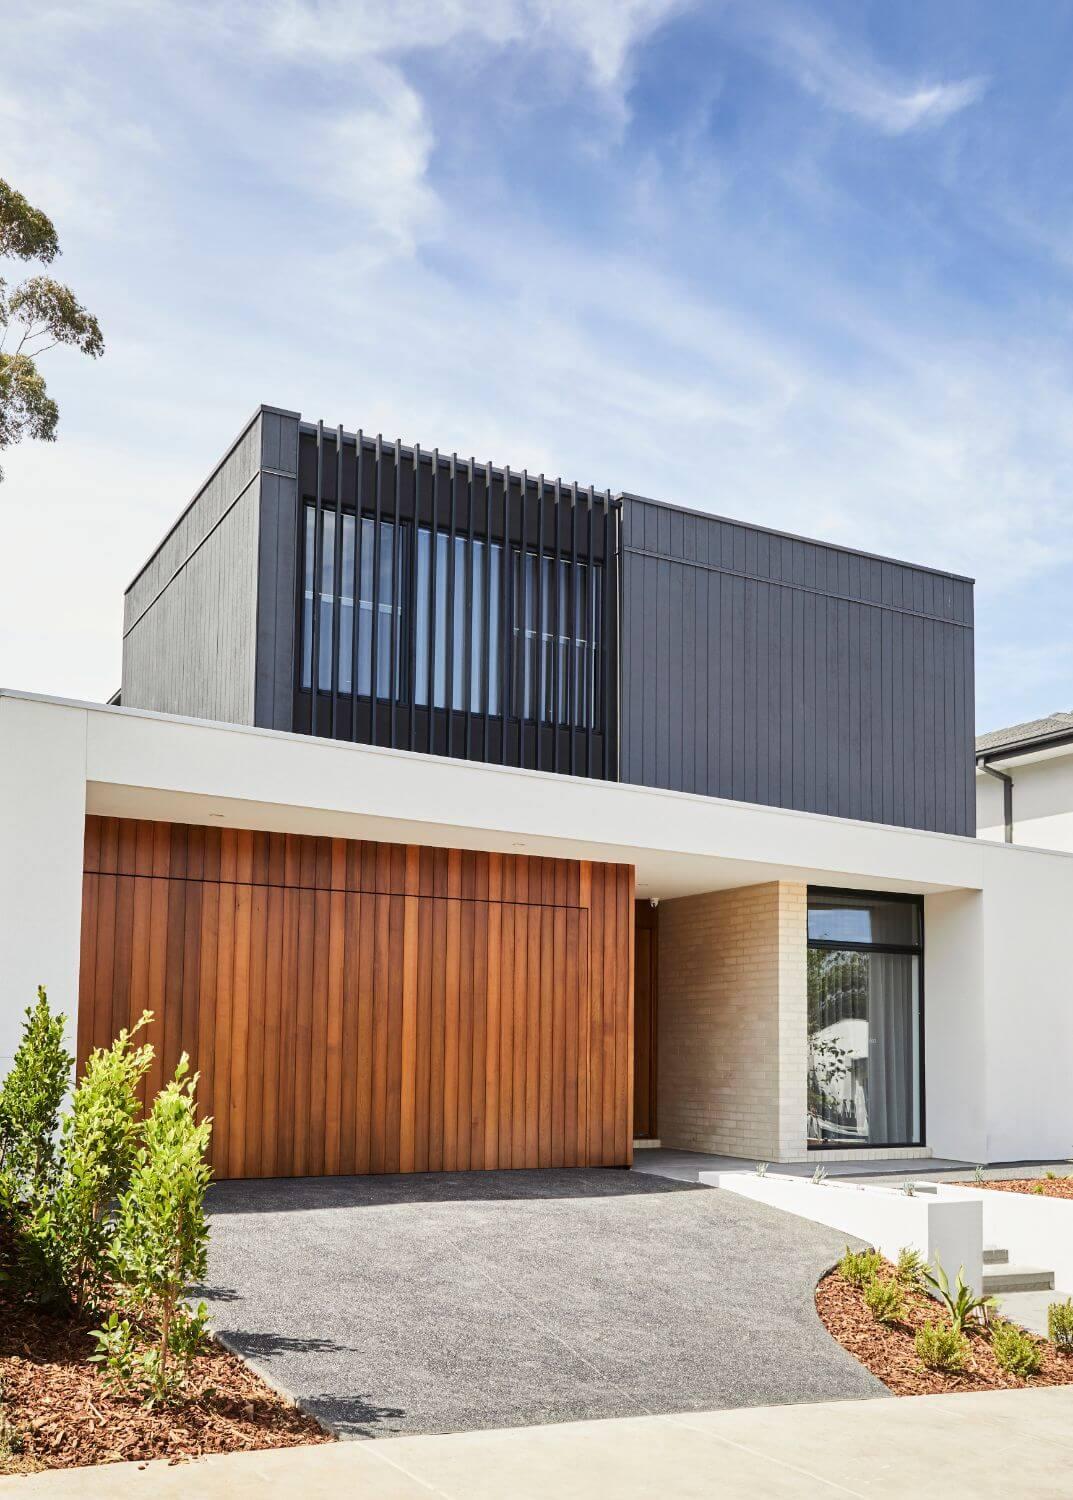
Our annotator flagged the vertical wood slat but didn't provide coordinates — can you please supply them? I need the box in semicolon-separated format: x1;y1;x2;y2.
77;816;633;1180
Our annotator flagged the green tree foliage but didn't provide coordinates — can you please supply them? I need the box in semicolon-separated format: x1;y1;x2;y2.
0;178;103;480
0;987;72;1208
106;1056;213;1401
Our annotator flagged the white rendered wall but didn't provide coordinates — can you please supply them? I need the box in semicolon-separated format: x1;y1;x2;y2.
977;754;1073;851
0;696;87;1068
924;890;988;1163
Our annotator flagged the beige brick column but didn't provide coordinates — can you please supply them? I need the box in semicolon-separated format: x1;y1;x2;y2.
657;881;808;1162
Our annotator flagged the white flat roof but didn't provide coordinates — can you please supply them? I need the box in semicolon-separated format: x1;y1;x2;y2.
0;686;1038;898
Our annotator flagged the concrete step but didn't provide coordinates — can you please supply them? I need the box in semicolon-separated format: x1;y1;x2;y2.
984;1246;1009;1266
995;1287;1073;1338
983;1265;1055;1295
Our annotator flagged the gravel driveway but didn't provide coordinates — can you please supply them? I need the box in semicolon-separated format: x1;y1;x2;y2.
201;1170;884;1438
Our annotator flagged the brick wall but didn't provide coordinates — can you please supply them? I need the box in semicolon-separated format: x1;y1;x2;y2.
657;882;808;1161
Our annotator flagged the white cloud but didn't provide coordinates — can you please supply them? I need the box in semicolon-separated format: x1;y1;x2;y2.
742;5;987;134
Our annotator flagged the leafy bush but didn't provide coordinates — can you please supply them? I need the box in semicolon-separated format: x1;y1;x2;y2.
838;1247;883;1287
105;1056;212;1402
1047;1298;1073;1352
916;1321;968;1373
0;988;71;1210
895;1246;925;1289
755;1161;768;1178
863;1276;905;1325
50;1015;153;1312
811;1164;828;1185
990;1321;1043;1379
923;1259;994;1334
1030;1182;1046;1195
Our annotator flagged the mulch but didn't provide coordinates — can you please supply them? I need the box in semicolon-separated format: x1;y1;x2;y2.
957;1177;1073;1201
816;1264;1073;1397
0;1286;331;1474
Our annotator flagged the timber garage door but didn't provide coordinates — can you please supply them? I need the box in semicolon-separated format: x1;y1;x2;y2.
79;817;634;1180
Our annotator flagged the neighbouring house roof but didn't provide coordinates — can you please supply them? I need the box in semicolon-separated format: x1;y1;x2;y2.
976;711;1073;758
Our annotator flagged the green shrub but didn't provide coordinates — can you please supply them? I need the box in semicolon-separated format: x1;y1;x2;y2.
922;1258;994;1333
1031;1182;1046;1195
50;1014;153;1313
0;988;71;1210
105;1055;212;1402
895;1246;925;1289
916;1321;968;1372
863;1277;905;1325
991;1321;1043;1379
1047;1298;1073;1352
838;1246;883;1287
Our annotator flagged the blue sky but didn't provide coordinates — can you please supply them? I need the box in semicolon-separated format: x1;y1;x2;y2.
3;0;1073;730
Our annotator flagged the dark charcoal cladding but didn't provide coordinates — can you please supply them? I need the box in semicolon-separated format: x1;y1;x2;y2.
123;406;976;835
619;494;975;836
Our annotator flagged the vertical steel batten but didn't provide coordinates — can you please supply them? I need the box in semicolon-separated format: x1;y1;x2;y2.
446;453;457;759
330;424;344;739
428;448;439;755
464;456;475;761
310;420;324;736
568;480;578;777
408;443;422;752
389;438;403;748
350;429;364;738
500;464;511;766
551;478;563;774
602;488;612;781
535;473;545;772
585;483;595;779
518;470;529;768
482;460;492;761
369;434;383;746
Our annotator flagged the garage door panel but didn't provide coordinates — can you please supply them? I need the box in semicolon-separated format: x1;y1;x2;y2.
79;817;633;1180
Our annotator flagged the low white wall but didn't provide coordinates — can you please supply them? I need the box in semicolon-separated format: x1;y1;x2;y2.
938;1185;1073;1294
709;1172;983;1294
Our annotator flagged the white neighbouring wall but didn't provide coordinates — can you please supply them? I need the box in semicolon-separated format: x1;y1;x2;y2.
1;688;1073;1168
977;749;1073;852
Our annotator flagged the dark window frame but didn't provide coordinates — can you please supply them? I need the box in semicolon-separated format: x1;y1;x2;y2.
806;886;926;1152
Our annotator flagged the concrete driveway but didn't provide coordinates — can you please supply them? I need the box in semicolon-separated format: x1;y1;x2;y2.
201;1170;883;1439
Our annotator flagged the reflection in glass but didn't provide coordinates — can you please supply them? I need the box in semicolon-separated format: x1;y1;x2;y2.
807;947;921;1146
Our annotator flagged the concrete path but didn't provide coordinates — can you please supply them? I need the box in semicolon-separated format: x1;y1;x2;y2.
7;1387;1073;1497
198;1169;881;1437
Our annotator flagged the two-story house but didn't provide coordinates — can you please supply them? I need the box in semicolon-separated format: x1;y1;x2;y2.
1;405;1068;1178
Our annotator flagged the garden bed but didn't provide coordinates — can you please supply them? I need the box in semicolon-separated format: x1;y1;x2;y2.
0;1284;331;1474
960;1177;1073;1201
816;1259;1073;1397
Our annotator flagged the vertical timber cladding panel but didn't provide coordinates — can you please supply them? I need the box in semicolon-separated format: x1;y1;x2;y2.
619;495;976;836
79;816;633;1180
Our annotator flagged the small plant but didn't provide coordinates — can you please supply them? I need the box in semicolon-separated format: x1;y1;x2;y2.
755;1162;769;1178
901;1180;917;1197
811;1164;828;1185
0;1380;24;1462
0;988;72;1210
990;1321;1043;1379
923;1258;994;1334
864;1276;905;1325
973;1165;985;1186
1047;1298;1073;1352
51;1014;154;1312
916;1321;967;1373
1045;1170;1059;1180
838;1246;883;1287
106;1055;212;1402
895;1245;925;1289
88;1311;139;1395
1030;1181;1046;1195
